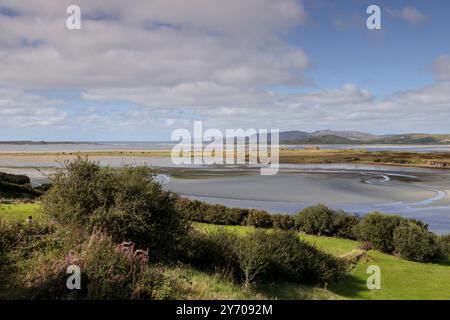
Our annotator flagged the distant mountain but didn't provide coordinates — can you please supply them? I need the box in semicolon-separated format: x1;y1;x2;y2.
311;130;379;141
376;134;450;144
279;131;310;141
282;135;356;145
279;131;450;145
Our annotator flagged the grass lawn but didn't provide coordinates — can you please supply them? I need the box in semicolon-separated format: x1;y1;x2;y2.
195;222;450;300
0;202;43;222
1;204;449;300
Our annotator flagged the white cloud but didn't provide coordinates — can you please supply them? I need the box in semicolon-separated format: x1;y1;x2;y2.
0;0;309;90
0;89;67;128
387;6;427;25
0;1;449;136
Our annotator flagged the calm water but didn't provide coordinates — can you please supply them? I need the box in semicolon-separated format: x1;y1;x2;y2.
2;142;450;233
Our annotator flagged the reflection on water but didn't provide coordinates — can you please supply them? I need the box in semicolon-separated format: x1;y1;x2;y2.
161;166;450;234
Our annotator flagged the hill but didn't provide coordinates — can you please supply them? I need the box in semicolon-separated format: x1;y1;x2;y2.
1;203;449;300
279;130;450;145
311;130;379;141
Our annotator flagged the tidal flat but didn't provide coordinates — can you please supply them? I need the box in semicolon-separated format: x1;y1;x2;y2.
1;147;450;233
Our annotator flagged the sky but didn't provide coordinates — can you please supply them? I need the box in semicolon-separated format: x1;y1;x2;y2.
0;0;450;141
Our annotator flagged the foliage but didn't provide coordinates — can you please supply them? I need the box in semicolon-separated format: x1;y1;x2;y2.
393;222;443;262
259;230;346;285
333;211;360;239
231;231;269;288
270;214;296;231
41;157;188;253
0;172;30;185
182;228;344;288
245;209;273;228
295;205;359;238
439;234;450;256
354;212;405;253
1;220;185;300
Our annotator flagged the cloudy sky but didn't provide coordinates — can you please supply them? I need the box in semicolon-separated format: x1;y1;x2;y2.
0;0;450;141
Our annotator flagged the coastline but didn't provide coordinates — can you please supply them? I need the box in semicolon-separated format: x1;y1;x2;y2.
1;148;450;170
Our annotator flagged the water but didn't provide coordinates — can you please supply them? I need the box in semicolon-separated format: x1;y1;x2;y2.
1;142;450;153
0;141;175;153
1;142;450;233
161;165;450;234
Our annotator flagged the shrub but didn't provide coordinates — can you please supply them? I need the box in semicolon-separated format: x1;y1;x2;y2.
271;214;296;231
439;234;450;256
176;198;249;225
0;219;52;255
180;228;237;274
245;209;273;228
0;172;30;185
183;228;345;288
226;208;250;225
41;157;188;254
393;222;442;262
0;180;42;199
204;205;248;225
176;198;208;222
295;205;335;235
333;211;360;240
258;230;346;285
231;231;269;288
358;241;373;251
26;231;185;300
354;212;405;253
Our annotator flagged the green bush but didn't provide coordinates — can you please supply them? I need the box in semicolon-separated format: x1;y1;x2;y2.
183;229;345;287
180;229;237;274
231;231;269;288
245;209;273;228
25;231;184;300
176;198;209;222
439;234;450;256
0;219;52;255
333;211;360;240
271;214;296;231
41;157;188;253
295;205;336;235
258;230;346;285
393;222;443;262
204;205;248;225
0;172;30;185
354;212;405;253
176;198;249;225
295;205;358;238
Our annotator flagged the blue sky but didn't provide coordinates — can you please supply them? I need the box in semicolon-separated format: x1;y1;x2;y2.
293;0;450;96
0;0;450;141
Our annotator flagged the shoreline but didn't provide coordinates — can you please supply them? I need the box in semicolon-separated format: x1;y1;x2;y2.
0;148;450;170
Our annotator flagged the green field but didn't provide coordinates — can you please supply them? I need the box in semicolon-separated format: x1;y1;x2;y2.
193;223;450;300
0;203;45;222
1;204;449;300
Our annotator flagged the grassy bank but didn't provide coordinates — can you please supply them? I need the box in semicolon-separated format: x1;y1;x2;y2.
0;203;44;222
279;148;450;168
196;223;450;300
1;203;448;300
0;203;338;300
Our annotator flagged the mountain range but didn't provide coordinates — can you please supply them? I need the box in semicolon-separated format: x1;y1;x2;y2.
279;131;450;145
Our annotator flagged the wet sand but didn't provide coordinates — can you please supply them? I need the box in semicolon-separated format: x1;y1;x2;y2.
1;158;450;234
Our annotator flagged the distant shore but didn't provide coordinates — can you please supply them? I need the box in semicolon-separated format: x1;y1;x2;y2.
0;148;449;170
